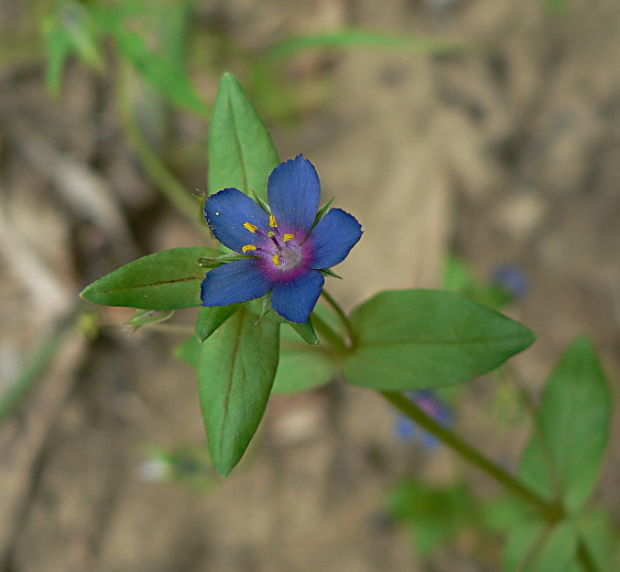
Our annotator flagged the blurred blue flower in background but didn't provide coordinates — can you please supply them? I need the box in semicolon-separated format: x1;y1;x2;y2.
490;264;529;300
395;390;453;450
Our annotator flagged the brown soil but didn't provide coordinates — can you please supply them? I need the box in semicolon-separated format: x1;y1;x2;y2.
1;1;618;571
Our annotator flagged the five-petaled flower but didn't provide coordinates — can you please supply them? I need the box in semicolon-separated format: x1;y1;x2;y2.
201;155;362;323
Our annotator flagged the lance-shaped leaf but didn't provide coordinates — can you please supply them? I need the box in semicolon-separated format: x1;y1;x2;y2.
195;304;240;341
208;73;279;200
272;323;336;393
504;519;579;572
343;289;535;390
197;308;279;476
519;336;611;511
80;247;218;310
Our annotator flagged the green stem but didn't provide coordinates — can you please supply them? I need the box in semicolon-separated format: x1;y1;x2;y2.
312;312;348;355
317;294;601;571
321;290;356;348
118;64;206;231
576;539;599;572
0;309;78;425
381;390;551;512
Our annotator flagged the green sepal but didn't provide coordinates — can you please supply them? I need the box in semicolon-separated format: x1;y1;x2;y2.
129;309;175;331
196;305;240;342
319;268;342;279
198;253;257;268
249;190;271;214
80;247;219;310
287;319;319;345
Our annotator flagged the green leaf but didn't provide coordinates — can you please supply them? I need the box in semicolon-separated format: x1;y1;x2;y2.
443;256;513;310
480;495;531;533
272;324;336;393
272;304;343;393
197;308;279;475
576;509;620;571
107;16;208;115
195;305;240;341
287;319;318;345
174;335;200;367
208;73;280;200
80;247;218;310
263;30;461;62
390;480;478;556
272;347;336;394
504;520;579;572
519;337;611;511
44;21;71;95
44;1;104;95
343;289;535;390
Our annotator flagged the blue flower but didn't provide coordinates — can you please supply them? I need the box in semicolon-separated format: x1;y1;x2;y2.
395;391;453;451
201;155;362;323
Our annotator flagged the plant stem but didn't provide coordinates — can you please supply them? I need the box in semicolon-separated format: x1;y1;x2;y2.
321;290;356;348
381;390;550;512
311;312;348;355
118;64;206;231
0;309;78;425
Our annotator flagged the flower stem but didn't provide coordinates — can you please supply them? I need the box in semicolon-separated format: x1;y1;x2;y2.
320;290;357;348
311;313;348;355
381;390;550;512
118;63;206;231
381;392;603;571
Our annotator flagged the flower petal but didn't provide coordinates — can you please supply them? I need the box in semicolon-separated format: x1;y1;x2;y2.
271;270;324;323
205;188;269;252
310;208;362;269
268;155;320;232
201;260;271;306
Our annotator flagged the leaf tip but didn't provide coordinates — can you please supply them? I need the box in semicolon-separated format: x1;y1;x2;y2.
79;283;97;304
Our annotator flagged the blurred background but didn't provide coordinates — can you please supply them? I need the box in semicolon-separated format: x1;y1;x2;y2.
0;0;618;570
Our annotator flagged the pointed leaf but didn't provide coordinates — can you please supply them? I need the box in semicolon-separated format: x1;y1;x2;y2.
208;73;279;200
343;289;535;390
519;336;611;510
287;319;318;345
197;308;279;475
195;304;240;341
504;519;579;572
174;335;200;367
80;247;219;310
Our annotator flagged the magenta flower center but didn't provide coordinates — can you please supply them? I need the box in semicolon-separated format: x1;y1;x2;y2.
241;215;312;282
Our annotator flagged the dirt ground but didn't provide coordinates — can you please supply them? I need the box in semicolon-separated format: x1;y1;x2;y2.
1;1;619;571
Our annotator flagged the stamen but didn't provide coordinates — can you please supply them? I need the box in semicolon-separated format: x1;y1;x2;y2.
283;233;294;243
243;222;258;233
242;244;257;253
267;231;275;238
272;253;281;266
269;214;278;228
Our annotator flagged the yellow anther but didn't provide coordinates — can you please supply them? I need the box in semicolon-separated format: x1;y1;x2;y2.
272;253;281;266
243;222;258;233
242;244;257;253
283;233;295;243
269;214;278;228
267;231;275;238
